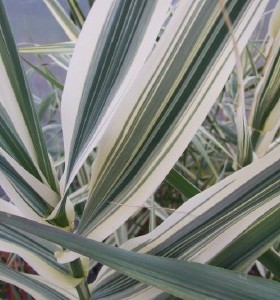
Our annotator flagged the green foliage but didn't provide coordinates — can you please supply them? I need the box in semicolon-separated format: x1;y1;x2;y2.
0;0;280;299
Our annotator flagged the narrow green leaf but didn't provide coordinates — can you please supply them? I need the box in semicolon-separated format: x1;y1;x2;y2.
67;0;85;28
22;58;64;90
192;135;219;179
1;213;280;300
0;2;58;192
165;168;200;199
43;0;80;41
258;248;280;280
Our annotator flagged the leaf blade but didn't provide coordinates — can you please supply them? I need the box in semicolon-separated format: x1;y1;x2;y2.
1;212;280;300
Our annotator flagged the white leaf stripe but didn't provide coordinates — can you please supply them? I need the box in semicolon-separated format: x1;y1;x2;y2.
77;0;267;240
92;145;280;298
61;0;170;191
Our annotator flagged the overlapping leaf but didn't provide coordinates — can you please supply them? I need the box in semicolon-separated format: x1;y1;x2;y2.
250;33;280;157
77;0;267;242
43;0;80;41
0;263;75;300
92;144;280;299
0;149;59;220
0;199;80;289
1;212;280;300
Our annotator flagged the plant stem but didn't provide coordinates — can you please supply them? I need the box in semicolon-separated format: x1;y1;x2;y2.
70;259;90;300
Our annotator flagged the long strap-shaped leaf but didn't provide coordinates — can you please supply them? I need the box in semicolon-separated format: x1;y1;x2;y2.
77;0;268;240
92;144;280;299
1;213;280;300
43;0;80;41
61;0;170;191
0;1;58;192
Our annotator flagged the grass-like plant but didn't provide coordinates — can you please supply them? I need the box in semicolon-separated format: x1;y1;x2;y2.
0;0;280;299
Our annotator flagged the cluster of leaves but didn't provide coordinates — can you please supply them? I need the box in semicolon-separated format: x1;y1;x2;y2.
0;0;280;299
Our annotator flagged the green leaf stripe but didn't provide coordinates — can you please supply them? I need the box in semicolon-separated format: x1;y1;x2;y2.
209;205;280;271
22;57;64;90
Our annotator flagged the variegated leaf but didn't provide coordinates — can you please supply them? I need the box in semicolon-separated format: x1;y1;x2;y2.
77;0;267;242
61;0;170;191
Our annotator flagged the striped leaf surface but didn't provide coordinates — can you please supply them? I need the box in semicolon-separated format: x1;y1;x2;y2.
92;145;280;299
61;0;170;191
1;213;280;300
0;1;58;192
209;203;280;270
77;0;267;241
